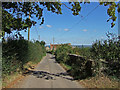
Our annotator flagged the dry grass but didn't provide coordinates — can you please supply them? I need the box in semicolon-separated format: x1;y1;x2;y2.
2;72;22;88
2;60;40;88
79;74;120;89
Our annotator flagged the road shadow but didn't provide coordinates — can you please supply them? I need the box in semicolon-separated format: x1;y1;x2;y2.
50;56;55;59
23;69;74;81
49;56;58;63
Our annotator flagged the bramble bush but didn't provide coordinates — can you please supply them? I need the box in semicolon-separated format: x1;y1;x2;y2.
2;38;46;78
55;33;120;80
73;46;92;59
91;33;120;79
55;44;73;64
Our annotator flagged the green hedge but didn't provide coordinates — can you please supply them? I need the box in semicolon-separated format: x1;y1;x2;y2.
55;44;92;79
73;46;91;59
2;39;46;78
55;44;73;63
91;33;120;79
55;33;120;80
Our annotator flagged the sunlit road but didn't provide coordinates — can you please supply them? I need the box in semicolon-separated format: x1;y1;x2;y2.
13;53;83;88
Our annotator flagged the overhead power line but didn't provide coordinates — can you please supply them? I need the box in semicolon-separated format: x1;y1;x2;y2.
69;4;100;30
56;4;100;40
34;24;40;41
35;25;39;36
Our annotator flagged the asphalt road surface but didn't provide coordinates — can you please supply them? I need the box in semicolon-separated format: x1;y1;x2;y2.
13;53;83;88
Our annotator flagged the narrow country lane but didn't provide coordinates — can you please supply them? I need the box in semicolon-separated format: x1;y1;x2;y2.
13;53;84;88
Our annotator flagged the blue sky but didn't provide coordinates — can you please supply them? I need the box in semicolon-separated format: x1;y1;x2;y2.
20;2;118;45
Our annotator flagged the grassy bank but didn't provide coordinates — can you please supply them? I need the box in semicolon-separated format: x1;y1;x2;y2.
60;63;72;71
2;39;46;87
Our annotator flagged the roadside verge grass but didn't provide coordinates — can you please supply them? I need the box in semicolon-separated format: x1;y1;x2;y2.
2;39;46;88
60;63;72;71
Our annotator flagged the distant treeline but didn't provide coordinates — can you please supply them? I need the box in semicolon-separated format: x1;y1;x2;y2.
46;45;92;48
72;45;92;48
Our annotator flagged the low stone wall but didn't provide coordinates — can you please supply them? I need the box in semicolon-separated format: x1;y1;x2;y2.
68;54;93;77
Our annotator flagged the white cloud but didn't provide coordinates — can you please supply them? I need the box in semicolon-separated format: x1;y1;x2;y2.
82;29;87;32
39;26;43;29
64;28;69;31
46;25;52;28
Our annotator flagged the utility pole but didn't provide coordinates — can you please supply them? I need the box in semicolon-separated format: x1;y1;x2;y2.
28;5;31;41
28;13;30;41
53;36;54;45
118;1;120;40
38;35;40;41
53;36;55;51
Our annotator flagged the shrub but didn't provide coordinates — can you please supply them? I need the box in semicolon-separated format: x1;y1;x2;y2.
55;44;73;63
2;38;46;78
91;33;120;79
73;46;91;59
68;56;88;79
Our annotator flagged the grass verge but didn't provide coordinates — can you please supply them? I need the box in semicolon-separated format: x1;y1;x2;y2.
2;54;46;88
60;63;72;71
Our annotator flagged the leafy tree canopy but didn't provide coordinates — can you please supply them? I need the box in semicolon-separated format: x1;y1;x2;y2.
35;40;45;46
2;1;120;35
40;40;46;46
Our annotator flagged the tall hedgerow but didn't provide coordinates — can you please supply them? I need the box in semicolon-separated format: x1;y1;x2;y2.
55;44;73;63
2;38;46;78
91;33;120;79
